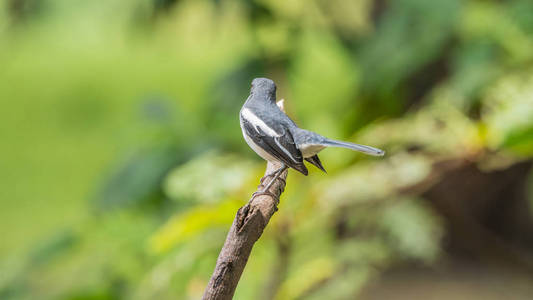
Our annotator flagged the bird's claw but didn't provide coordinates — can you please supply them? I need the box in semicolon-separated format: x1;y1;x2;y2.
259;175;286;187
251;190;280;205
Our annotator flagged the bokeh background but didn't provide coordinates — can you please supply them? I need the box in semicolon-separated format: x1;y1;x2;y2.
1;0;533;299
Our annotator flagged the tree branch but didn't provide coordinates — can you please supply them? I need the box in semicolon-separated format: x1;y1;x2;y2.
202;162;289;300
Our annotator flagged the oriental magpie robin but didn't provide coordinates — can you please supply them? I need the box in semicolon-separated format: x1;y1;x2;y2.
240;78;384;198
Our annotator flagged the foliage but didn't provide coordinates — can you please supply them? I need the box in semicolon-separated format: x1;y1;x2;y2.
0;0;532;299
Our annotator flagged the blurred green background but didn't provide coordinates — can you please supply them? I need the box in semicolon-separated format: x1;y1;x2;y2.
1;0;533;299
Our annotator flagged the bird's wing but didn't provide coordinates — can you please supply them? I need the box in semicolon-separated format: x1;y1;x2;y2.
240;111;308;175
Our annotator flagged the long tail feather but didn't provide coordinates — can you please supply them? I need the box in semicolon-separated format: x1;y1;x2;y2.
323;139;385;156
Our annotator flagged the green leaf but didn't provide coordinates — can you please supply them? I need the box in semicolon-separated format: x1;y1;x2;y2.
482;72;533;155
380;198;443;262
149;200;242;254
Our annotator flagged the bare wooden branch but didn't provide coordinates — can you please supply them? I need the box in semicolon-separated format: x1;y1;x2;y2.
202;162;288;300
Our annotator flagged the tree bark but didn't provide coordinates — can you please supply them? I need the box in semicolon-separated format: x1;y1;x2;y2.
202;162;288;300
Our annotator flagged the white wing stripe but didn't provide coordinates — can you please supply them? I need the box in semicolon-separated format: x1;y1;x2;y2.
275;137;298;163
241;108;280;137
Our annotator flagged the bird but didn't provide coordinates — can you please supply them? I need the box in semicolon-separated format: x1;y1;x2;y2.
240;78;384;199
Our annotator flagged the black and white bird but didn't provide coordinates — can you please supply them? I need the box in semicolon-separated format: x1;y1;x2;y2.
240;78;384;197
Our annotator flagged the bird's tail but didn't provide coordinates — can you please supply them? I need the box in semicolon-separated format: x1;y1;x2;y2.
322;139;385;156
305;155;327;173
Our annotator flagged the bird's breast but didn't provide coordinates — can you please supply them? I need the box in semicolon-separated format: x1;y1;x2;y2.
240;116;278;162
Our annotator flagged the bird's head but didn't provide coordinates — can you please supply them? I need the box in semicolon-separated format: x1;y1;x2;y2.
250;78;276;101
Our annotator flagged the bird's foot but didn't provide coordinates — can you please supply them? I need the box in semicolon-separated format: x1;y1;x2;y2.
251;190;280;206
259;164;287;186
262;168;280;179
259;175;286;187
252;163;287;206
